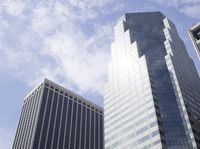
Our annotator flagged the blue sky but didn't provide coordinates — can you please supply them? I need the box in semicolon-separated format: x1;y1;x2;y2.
0;0;200;148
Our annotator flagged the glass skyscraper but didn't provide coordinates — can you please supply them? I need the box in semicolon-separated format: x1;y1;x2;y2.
104;12;200;149
12;79;104;149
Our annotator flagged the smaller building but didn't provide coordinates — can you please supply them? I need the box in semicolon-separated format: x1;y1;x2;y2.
12;78;104;149
189;22;200;60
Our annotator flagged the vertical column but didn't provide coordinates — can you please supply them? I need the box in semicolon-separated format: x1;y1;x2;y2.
100;114;104;149
35;87;50;149
84;106;88;149
56;93;64;149
95;112;99;149
78;103;83;149
45;91;58;149
85;107;91;149
17;97;32;148
74;103;81;149
43;89;55;149
60;96;69;149
12;105;26;149
90;110;95;149
94;110;96;149
27;88;42;149
68;100;77;148
80;105;86;149
89;108;91;149
24;91;39;149
98;113;100;149
51;92;63;149
63;98;73;149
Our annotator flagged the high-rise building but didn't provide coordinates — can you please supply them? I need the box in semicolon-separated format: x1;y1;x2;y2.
12;79;104;149
104;12;200;149
189;22;200;60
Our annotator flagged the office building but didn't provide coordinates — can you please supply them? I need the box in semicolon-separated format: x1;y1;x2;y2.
12;79;104;149
189;22;200;60
104;12;200;149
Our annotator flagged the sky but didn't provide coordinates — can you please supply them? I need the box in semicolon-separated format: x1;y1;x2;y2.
0;0;200;148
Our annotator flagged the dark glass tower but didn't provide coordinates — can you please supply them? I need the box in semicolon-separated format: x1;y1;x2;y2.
12;79;104;149
104;12;200;149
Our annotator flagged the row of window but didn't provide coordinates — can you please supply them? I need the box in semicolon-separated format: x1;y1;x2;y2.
105;130;161;149
33;87;104;149
44;83;103;114
13;86;42;149
105;97;155;129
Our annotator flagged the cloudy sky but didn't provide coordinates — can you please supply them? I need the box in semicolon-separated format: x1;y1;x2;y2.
0;0;200;148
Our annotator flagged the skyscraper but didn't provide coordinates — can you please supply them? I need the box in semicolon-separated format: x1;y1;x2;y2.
189;22;200;60
104;12;200;149
12;79;104;149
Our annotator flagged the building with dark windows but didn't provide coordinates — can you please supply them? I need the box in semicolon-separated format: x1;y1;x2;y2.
12;79;104;149
104;12;200;149
189;22;200;60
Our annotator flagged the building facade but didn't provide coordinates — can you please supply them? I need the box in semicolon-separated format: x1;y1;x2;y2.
104;12;200;149
189;22;200;60
12;79;104;149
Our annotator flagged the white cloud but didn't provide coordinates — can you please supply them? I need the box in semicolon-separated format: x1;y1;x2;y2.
150;0;180;7
149;0;200;19
1;48;34;70
181;0;200;4
69;0;112;10
27;1;112;93
0;0;25;16
41;23;111;93
30;2;71;38
150;0;199;5
0;0;113;95
180;4;200;19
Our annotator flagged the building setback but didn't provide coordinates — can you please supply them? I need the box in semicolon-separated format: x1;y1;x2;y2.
12;79;104;149
104;12;200;149
189;22;200;60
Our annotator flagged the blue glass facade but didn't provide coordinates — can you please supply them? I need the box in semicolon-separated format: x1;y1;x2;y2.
125;12;189;148
104;12;200;149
